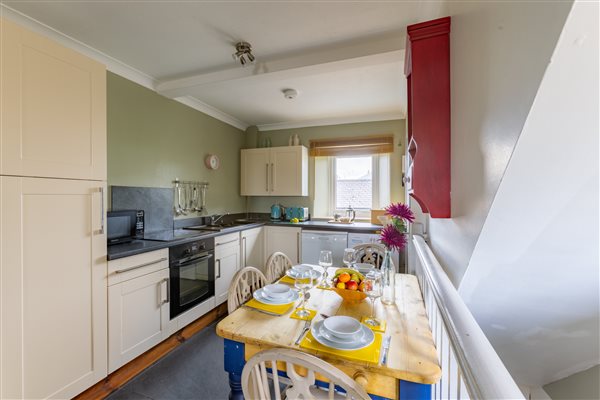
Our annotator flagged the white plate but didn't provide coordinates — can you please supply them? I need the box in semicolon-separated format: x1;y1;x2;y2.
291;264;313;273
286;268;322;280
319;325;365;345
310;320;374;350
253;288;299;305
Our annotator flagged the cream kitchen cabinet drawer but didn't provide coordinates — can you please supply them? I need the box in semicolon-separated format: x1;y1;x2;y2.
265;226;302;265
0;17;106;180
215;233;240;306
108;267;170;373
0;176;107;399
241;146;308;196
241;227;265;272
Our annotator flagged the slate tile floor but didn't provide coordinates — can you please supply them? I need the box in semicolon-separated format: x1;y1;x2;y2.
107;321;231;400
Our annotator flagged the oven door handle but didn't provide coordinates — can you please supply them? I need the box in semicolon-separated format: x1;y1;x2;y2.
175;253;213;267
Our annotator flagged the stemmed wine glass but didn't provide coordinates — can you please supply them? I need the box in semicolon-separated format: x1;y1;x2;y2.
342;248;356;269
363;270;383;326
294;270;314;317
318;250;333;288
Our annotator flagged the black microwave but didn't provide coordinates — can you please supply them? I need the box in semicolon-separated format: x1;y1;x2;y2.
107;210;144;245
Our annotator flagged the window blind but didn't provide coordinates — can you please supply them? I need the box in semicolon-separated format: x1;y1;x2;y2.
309;135;394;157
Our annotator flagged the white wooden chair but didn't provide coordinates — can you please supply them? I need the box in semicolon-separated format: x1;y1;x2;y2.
352;243;386;268
242;348;370;400
227;266;268;314
265;252;293;283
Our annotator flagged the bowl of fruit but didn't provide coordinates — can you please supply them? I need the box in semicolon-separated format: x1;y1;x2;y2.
331;268;368;303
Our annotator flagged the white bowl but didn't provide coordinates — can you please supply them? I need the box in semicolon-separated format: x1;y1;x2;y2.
262;284;291;299
354;263;375;274
323;316;361;340
291;264;313;274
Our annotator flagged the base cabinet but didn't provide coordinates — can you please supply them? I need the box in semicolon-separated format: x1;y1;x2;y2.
241;227;265;271
108;250;170;373
0;176;107;399
265;226;302;264
215;233;241;306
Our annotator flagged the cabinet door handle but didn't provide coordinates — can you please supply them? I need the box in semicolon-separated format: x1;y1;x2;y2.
216;238;239;246
114;257;168;274
266;163;269;192
297;231;301;263
270;163;274;192
97;186;105;235
242;236;247;268
159;278;170;305
216;259;221;279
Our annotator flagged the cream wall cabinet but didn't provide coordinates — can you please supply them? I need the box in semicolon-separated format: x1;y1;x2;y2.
241;146;308;196
265;226;302;264
215;233;241;306
0;176;107;399
241;227;265;272
108;250;170;373
0;17;107;181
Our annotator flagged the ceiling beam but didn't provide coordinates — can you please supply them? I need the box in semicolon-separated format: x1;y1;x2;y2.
156;34;405;99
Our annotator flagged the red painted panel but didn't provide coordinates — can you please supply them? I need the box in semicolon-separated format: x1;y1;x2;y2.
405;17;451;218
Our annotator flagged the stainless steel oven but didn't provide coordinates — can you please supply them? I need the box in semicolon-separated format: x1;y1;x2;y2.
169;237;215;319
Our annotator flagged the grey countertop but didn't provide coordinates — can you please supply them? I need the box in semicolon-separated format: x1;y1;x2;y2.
107;220;382;261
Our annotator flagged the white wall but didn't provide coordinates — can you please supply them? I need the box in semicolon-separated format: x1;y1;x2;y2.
458;0;599;387
424;1;573;286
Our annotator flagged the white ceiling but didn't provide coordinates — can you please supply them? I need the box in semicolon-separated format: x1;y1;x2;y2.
2;0;447;130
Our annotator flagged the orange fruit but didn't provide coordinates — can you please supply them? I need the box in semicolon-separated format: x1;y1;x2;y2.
338;273;351;283
336;282;346;290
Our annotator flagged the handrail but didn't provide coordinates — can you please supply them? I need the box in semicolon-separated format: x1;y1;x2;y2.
412;235;524;399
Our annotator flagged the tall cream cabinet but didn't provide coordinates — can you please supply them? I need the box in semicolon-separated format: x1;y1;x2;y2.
0;17;108;399
0;17;106;181
0;177;107;399
240;146;309;196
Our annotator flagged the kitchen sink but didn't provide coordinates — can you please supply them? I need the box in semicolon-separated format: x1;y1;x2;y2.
182;221;256;232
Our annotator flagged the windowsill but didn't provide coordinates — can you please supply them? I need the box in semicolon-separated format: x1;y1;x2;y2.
312;216;373;223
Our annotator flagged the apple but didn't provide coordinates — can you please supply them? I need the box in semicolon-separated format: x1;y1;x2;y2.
346;280;358;291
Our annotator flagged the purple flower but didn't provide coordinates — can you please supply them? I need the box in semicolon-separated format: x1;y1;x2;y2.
380;224;408;252
385;202;415;223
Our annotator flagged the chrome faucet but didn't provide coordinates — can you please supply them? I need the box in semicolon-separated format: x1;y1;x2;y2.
209;213;229;226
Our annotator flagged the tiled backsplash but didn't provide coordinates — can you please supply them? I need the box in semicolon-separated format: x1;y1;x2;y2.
111;186;173;233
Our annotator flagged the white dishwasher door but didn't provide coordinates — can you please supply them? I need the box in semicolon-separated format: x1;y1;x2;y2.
301;230;348;266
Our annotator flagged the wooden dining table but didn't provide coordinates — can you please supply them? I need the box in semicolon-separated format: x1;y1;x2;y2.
216;269;441;400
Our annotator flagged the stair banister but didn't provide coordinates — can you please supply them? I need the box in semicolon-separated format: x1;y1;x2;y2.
411;235;524;399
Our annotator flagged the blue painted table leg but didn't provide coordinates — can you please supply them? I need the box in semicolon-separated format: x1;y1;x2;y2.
399;380;431;400
224;339;246;400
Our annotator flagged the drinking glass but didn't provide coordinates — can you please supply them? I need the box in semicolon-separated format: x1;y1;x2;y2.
342;248;356;269
363;271;383;326
294;270;314;317
318;250;333;288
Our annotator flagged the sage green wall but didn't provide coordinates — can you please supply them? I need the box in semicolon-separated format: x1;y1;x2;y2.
543;365;600;400
247;120;406;215
107;72;245;214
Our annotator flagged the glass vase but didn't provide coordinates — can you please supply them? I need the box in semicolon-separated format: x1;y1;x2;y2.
381;250;396;305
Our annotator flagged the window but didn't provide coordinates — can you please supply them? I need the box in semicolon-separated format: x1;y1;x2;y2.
314;154;391;219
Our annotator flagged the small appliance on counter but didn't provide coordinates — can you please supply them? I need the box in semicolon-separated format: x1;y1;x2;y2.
107;210;145;245
285;207;310;222
270;204;283;220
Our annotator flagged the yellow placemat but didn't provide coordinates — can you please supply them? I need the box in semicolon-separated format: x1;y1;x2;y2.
279;275;314;285
300;330;383;364
360;316;387;333
290;308;317;321
245;299;294;315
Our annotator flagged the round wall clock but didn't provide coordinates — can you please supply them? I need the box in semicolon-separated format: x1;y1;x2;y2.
205;154;220;170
